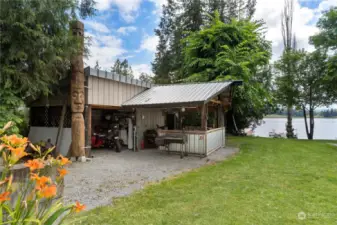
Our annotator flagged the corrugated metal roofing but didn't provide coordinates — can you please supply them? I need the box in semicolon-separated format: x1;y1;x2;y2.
122;81;240;107
84;66;154;88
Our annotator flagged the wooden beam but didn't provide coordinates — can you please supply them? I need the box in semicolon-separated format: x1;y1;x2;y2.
85;105;92;157
210;99;222;105
55;100;67;156
201;104;208;131
90;104;122;110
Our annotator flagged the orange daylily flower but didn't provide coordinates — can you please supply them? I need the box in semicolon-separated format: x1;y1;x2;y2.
24;159;44;171
30;174;51;190
0;191;11;203
57;168;68;178
74;201;86;213
1;135;28;147
39;185;57;198
57;155;71;166
9;147;28;160
37;176;52;190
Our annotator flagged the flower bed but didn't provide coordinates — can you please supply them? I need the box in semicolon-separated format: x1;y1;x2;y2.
0;122;85;224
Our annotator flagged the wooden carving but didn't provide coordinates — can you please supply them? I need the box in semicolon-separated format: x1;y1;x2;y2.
70;21;85;158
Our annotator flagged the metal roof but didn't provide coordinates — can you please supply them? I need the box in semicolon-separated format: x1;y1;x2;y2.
84;66;154;88
122;81;242;107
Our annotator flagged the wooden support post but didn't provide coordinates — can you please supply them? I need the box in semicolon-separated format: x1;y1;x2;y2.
201;104;208;131
55;100;67;156
85;105;92;157
70;21;86;160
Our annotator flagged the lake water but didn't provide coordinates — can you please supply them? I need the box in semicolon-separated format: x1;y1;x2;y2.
253;118;337;140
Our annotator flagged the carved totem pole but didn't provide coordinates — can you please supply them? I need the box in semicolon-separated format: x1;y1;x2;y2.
70;21;86;160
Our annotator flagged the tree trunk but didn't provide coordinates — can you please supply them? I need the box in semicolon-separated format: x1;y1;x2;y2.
309;108;314;140
286;105;294;138
308;87;314;140
302;105;310;139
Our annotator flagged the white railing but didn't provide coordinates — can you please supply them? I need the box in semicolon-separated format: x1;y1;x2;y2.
206;127;225;155
157;127;225;156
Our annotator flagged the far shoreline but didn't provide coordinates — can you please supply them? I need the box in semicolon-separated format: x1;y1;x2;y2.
265;115;337;119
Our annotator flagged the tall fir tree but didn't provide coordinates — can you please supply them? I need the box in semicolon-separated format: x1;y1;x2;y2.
0;0;95;131
152;0;177;83
111;59;133;78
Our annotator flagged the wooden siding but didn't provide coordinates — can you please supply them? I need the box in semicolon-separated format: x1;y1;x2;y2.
87;76;146;106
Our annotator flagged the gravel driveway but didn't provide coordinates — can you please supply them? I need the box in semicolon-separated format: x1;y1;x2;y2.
63;147;238;210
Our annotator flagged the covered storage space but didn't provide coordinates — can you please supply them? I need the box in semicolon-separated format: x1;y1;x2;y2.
122;81;242;156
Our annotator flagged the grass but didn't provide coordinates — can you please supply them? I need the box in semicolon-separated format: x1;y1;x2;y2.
65;137;337;225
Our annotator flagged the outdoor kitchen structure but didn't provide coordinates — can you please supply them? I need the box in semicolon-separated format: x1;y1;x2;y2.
122;81;242;156
27;65;241;158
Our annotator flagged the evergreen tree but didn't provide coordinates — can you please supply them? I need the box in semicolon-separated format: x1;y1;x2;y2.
0;0;95;131
111;59;133;78
152;0;177;84
94;60;101;70
120;59;133;77
111;59;121;74
139;73;153;83
179;0;204;32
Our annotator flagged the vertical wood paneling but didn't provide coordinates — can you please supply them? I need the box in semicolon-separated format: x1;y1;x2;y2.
88;76;147;106
118;82;122;106
104;79;109;105
113;81;118;105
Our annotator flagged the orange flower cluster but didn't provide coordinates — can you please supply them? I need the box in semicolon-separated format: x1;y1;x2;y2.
0;121;86;220
24;159;44;171
1;134;28;147
1;134;29;163
57;168;68;178
30;173;57;198
39;185;57;198
57;155;71;166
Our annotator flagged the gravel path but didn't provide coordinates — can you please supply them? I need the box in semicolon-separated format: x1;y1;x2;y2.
63;147;238;210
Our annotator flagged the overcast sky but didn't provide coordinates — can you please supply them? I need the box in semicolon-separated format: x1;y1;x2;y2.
83;0;337;78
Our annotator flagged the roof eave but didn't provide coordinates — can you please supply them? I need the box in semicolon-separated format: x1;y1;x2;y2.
122;101;205;108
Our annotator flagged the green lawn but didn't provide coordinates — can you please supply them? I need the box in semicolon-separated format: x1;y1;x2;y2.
66;137;337;225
